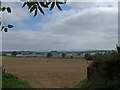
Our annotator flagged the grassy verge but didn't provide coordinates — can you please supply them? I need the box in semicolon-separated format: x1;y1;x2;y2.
2;73;32;88
74;79;120;90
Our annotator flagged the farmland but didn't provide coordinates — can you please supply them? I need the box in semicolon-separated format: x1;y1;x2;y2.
2;55;90;88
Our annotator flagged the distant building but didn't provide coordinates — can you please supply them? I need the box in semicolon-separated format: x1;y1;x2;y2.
6;53;12;56
16;54;24;57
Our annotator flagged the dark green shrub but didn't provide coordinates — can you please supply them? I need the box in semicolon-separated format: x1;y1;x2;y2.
61;53;66;58
85;53;93;60
3;73;18;79
11;51;17;57
74;78;120;89
77;53;81;55
47;53;52;58
89;51;120;80
75;50;120;89
70;56;73;59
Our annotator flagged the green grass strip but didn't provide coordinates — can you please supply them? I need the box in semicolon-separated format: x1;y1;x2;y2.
2;73;32;88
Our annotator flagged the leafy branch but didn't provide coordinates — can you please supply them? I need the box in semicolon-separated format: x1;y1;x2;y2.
0;0;66;32
0;7;14;32
0;6;12;13
22;0;66;17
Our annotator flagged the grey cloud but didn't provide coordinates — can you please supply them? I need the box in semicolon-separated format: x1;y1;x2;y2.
38;6;117;36
2;2;118;51
2;30;71;50
36;5;118;50
67;2;118;8
2;2;30;23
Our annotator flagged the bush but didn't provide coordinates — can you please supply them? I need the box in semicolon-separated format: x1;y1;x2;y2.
89;51;120;80
77;53;81;55
11;51;17;57
85;53;93;60
75;50;120;89
71;56;73;59
74;79;120;89
47;53;52;58
61;53;66;58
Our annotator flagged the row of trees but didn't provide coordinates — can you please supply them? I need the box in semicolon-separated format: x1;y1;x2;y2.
47;53;74;59
2;51;17;57
47;53;66;58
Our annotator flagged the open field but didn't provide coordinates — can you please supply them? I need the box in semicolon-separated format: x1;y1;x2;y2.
3;57;90;88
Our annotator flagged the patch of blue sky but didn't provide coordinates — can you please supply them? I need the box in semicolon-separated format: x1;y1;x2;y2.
22;3;71;31
10;2;70;32
2;2;117;32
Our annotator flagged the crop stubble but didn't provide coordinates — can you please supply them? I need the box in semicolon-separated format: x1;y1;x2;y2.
3;57;90;88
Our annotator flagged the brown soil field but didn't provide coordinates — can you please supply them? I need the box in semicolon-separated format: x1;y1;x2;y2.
3;57;90;88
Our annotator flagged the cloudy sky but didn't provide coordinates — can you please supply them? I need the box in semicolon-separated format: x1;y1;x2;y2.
1;1;118;51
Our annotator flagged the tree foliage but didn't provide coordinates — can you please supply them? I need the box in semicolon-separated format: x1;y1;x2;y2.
22;0;66;16
75;50;120;89
47;52;52;58
70;56;73;59
0;6;14;32
85;53;93;60
12;51;17;57
89;51;120;80
61;53;66;58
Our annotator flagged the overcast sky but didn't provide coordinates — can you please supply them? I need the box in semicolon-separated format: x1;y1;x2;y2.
1;2;118;51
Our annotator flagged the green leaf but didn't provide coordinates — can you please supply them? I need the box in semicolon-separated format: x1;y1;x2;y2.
50;2;55;11
7;7;11;13
1;26;5;31
56;2;62;11
27;2;34;10
8;24;13;28
34;7;37;17
38;5;45;15
30;5;36;13
57;1;64;4
46;2;51;5
2;7;6;11
22;2;27;8
4;28;7;32
40;2;48;8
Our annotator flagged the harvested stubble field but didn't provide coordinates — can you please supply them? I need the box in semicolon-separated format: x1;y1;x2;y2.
3;57;90;88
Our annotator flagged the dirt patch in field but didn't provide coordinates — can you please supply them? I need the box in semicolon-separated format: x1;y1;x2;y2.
3;57;90;88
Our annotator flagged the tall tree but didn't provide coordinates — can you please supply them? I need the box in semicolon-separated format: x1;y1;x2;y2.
12;51;17;57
